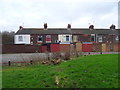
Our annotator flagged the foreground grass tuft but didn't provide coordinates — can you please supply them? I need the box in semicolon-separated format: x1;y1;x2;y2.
2;54;119;88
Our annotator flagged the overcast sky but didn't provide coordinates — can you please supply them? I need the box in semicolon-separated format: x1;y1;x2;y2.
0;0;119;32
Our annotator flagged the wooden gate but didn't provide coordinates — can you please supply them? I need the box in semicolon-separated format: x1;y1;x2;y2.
102;44;106;52
76;43;82;52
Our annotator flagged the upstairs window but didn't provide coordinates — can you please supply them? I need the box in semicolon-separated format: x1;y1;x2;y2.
38;36;43;42
91;34;95;42
66;35;69;41
98;36;102;42
18;36;23;41
116;36;119;41
46;35;51;43
73;35;78;42
91;36;94;41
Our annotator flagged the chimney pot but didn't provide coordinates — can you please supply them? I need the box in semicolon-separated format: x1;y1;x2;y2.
89;25;94;30
44;23;47;30
67;24;71;30
19;26;23;30
110;24;115;30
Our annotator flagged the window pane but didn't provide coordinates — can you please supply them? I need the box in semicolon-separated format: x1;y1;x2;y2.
98;36;102;42
66;36;69;41
18;36;23;41
46;35;51;43
91;36;94;41
73;35;78;42
38;36;42;42
116;36;119;41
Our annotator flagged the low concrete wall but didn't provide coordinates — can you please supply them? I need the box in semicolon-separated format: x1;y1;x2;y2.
1;52;119;66
2;53;51;64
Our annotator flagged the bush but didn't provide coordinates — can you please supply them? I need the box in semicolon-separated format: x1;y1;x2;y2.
63;52;70;60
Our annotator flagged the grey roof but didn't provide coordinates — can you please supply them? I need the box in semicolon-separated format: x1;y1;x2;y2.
71;29;120;35
15;28;120;35
16;28;72;35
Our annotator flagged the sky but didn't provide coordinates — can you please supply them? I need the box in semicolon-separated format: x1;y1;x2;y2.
0;0;119;32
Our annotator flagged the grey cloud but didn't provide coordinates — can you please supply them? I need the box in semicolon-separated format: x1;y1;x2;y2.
0;0;119;32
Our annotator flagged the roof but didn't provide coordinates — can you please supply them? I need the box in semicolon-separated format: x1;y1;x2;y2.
15;28;120;35
71;29;120;35
16;28;72;35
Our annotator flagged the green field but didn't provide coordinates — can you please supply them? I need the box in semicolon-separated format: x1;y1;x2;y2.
2;54;119;88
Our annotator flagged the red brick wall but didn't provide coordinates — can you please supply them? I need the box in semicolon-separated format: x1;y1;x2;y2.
79;34;91;42
113;43;120;52
2;44;41;54
92;43;102;52
2;43;120;54
60;44;70;52
42;46;47;53
106;43;110;52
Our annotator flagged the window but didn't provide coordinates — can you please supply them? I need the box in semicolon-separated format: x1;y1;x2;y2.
46;35;51;43
73;35;78;42
18;36;23;41
91;34;95;42
98;36;102;42
116;36;119;41
91;36;95;41
38;36;42;42
30;41;33;45
66;36;69;41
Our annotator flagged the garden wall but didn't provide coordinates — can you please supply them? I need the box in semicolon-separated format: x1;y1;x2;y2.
2;44;42;54
2;43;120;54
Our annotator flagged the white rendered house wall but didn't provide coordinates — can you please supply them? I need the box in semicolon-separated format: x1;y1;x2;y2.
58;34;72;44
14;35;30;44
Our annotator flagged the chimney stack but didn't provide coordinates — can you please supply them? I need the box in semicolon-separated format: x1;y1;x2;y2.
67;24;71;30
110;24;115;30
44;23;47;30
19;26;23;30
89;25;94;30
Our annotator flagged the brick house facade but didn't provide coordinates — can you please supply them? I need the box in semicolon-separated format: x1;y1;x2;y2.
14;24;120;45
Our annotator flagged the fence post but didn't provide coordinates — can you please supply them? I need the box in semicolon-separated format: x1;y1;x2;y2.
88;52;90;55
30;60;33;64
8;61;11;66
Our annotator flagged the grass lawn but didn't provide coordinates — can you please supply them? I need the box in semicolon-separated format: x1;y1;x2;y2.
2;54;119;88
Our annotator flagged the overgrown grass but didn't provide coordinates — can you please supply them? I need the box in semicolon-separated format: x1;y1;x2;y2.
2;54;119;88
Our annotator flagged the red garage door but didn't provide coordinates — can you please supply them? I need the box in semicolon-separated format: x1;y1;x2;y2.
82;43;92;52
50;44;60;52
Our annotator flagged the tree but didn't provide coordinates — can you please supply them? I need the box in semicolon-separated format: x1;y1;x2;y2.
2;31;15;44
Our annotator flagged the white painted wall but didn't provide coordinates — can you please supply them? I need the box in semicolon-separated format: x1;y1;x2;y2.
58;34;72;43
14;35;30;44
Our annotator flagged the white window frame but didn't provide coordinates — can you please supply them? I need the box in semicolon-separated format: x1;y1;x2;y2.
116;36;119;41
73;35;78;42
37;35;43;42
98;35;102;42
46;35;51;43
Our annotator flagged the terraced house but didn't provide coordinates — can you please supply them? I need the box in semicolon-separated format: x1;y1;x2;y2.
14;23;120;45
